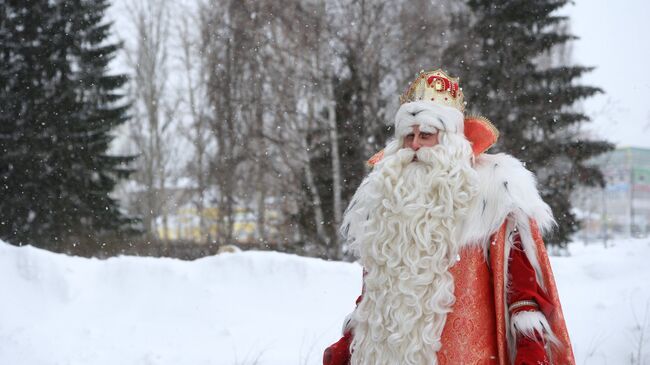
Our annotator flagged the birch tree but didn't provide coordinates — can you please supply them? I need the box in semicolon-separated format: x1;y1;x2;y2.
177;10;214;243
123;0;179;241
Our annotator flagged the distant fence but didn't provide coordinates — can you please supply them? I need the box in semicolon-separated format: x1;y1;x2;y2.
98;240;224;260
6;235;327;261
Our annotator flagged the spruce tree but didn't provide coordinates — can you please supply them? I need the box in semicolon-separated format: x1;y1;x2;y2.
0;0;135;251
443;0;612;246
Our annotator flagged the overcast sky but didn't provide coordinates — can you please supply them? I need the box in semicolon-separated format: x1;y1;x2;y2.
567;0;650;149
107;1;649;149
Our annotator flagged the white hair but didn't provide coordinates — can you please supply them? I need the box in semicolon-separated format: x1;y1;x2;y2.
343;132;478;365
394;100;465;138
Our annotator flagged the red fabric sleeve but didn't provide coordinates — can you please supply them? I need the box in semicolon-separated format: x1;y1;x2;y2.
508;233;552;365
508;234;553;314
514;335;550;365
323;330;352;365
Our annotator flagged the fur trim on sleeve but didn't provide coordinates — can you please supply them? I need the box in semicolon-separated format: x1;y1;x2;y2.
342;311;354;335
510;311;560;347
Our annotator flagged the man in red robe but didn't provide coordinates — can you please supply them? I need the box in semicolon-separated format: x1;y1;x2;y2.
323;70;575;365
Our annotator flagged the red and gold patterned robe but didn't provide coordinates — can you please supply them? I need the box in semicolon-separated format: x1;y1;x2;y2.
323;153;575;365
324;221;573;365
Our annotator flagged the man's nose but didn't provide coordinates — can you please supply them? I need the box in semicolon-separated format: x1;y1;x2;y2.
411;135;421;150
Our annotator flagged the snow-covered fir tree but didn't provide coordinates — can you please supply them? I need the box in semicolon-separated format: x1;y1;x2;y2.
444;0;613;246
0;0;135;251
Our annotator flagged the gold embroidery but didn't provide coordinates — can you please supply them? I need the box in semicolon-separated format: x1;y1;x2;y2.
439;245;500;364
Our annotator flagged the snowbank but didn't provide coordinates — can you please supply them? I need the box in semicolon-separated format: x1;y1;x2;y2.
1;238;649;364
552;239;650;364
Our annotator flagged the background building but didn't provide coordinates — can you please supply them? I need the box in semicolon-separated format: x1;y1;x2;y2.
574;147;650;241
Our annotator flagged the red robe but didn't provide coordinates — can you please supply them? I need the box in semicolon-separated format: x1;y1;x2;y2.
323;220;575;365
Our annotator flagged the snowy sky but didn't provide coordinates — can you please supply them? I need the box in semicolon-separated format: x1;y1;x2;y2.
567;0;650;148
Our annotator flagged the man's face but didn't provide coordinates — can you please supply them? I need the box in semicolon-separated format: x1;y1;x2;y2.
402;125;439;151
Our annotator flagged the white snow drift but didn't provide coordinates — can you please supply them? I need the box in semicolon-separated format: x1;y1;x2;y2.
1;238;649;365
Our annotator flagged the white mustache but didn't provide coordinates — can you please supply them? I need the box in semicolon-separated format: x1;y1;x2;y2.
397;147;439;164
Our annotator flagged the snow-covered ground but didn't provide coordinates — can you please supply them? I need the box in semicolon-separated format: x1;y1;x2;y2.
1;238;649;365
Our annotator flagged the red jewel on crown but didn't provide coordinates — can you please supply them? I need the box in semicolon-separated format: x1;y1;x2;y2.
427;75;458;98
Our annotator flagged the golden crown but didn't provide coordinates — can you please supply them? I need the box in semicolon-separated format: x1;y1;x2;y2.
399;69;465;113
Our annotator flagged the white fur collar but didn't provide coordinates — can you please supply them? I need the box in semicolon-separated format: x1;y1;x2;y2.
458;153;555;285
459;152;555;248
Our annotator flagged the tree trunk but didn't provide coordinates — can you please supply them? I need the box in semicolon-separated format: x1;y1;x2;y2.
326;82;343;259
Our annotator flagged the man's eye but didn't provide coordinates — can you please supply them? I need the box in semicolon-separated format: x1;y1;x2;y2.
421;133;434;138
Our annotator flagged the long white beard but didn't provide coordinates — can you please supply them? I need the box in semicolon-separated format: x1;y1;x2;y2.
344;134;478;365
